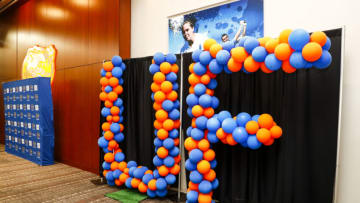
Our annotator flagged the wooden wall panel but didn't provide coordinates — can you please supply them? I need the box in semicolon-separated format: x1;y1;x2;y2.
0;0;131;174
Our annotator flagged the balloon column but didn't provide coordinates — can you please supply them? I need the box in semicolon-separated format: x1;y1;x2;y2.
98;54;181;197
185;29;332;203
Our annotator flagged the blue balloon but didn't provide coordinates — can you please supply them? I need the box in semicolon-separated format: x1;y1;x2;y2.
125;177;132;188
236;112;251;127
244;37;260;53
110;123;120;133
107;180;115;186
114;98;123;107
199;51;212;65
323;37;331;50
104;86;112;93
216;50;231;65
222;118;237;133
142;174;154;184
209;59;223;74
169;146;179;156
106;171;114;181
212;178;219;189
207;117;221;132
210;159;217;168
154;52;165;65
153;155;163;167
134;167;146;179
240;140;248;148
127;160;137;168
288;29;310;51
162;100;174;112
193;62;207;76
163;138;175;149
112;169;121;179
207;79;218;89
199;94;212;108
186;94;199;107
187;190;199;203
166;53;177;64
247;135;262;150
115;152;125;162
102;161;111;170
169;129;179;139
101;107;111;117
252;114;260;122
189;149;203;163
195;116;208;130
304;62;313;69
149;64;160;74
199;180;212;194
112;67;123;78
156;189;168;197
100;69;106;77
265;54;282;71
207;131;219;143
153;170;160;179
174;100;180;109
151;93;154;101
232;127;248;143
212;96;219;109
186;127;193;137
218;111;232;123
154;137;163;147
165;174;176;184
185;159;197;171
191;128;204;141
187;107;194;118
194;84;206;96
169;109;180;120
166;72;177;82
164;157;175;167
192;49;202;62
119;78;124;85
156;178;167;190
112;56;123;67
172;83;179;91
289;51;307;69
313;50;332;69
190;171;203;184
222;41;235;51
121;62;126;71
98;137;108;148
238;36;250;47
252;46;268;62
224;65;232;74
103;148;111;153
129;167;137;177
147;189;156;197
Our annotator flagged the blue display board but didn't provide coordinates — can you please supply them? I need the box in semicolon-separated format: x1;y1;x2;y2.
2;77;54;166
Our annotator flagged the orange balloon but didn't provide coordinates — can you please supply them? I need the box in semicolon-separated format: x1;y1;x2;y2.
104;131;114;140
274;43;292;61
258;114;274;129
310;31;327;46
108;140;117;149
198;139;210;151
171;64;179;73
204;107;215;118
226;134;238;146
148;179;157;191
244;56;260;72
160;81;173;93
264;138;274;146
265;38;279;53
245;120;259;134
191;118;197;128
231;47;248;63
203;169;216;181
184;137;198;151
145;170;153;175
282;60;296;73
200;74;211;85
256;128;272;143
170;164;180;175
198;193;212;203
119;161;127;171
192;105;204;117
174;138;180;146
138;182;148;193
131;178;141;188
206;89;214;96
174;120;180;128
154;120;163;129
157;147;169;158
189;86;195;94
106;115;113;122
110;106;120;115
158;165;169;177
206;70;217;79
103;170;108;177
302;42;322;62
197;160;211;174
124;168;129;174
99;92;108;101
102;122;111;131
189;73;201;86
154;91;166;103
203;38;217;51
120;124;124;132
270;125;282;139
153;102;162;111
105;72;112;78
109;77;119;87
107;91;118;102
104;153;114;162
153;72;166;84
100;77;109;86
227;57;243;72
163;119;174;131
203;149;215;161
157;129;169;140
104;100;113;108
103;61;114;71
112;116;120;123
155;109;168;122
115;179;122;186
279;29;293;43
189;63;195;73
216;128;226;140
119;173;129;183
167;91;178;101
189;181;199;190
151;82;161;92
160;62;172;74
111;162;119;171
113;85;123;95
260;62;273;74
209;43;223;58
258;36;271;47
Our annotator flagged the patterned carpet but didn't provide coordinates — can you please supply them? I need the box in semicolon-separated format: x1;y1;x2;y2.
0;145;184;203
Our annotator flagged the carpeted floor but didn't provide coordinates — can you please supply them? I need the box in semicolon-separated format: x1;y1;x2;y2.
0;144;185;203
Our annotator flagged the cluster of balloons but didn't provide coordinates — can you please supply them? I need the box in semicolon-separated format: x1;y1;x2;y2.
202;29;332;75
98;53;181;197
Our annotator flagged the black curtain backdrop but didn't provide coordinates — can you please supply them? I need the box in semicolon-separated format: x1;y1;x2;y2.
100;28;342;203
